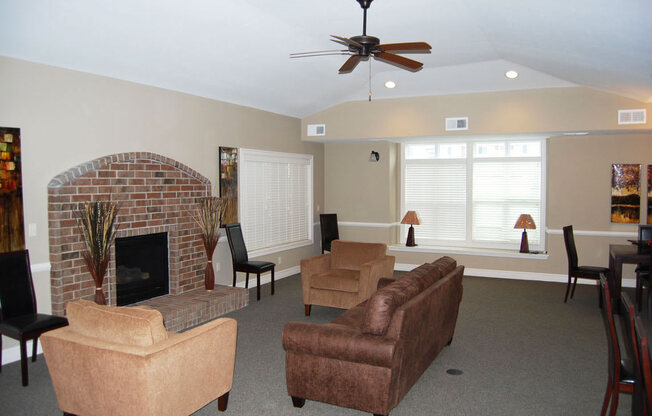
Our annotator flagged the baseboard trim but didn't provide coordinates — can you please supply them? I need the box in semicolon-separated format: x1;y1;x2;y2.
396;263;636;288
234;266;300;288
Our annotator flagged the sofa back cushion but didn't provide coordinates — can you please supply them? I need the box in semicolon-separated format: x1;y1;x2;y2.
66;299;168;347
431;256;457;276
330;240;387;271
361;263;440;335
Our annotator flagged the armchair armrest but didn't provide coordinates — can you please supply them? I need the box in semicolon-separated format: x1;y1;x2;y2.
282;321;395;368
300;253;331;302
377;277;395;290
359;255;396;300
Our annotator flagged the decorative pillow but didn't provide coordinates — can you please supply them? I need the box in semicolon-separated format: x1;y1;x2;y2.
66;299;168;347
362;263;438;335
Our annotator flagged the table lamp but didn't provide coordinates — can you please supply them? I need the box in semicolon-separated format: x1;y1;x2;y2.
401;211;421;247
514;214;536;253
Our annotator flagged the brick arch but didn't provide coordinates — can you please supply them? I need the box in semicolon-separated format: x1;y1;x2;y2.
48;152;211;316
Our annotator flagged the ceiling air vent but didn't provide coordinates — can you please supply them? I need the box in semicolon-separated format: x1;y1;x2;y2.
445;117;468;131
618;109;646;125
307;124;326;136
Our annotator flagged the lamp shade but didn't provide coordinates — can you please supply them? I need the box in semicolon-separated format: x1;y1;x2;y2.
401;211;421;225
514;214;536;230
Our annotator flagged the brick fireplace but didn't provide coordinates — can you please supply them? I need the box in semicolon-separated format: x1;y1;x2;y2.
47;152;211;317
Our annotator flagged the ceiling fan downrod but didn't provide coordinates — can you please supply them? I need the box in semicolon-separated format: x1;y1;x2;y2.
356;0;373;36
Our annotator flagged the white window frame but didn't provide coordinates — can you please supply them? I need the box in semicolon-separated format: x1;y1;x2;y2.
400;137;547;252
238;148;313;257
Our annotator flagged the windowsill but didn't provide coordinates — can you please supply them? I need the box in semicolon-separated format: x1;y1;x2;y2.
389;244;549;260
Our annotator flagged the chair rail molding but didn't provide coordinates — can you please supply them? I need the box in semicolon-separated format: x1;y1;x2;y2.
547;227;637;238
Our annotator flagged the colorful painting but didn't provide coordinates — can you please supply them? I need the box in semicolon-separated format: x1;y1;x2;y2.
611;163;640;223
219;147;238;226
648;165;652;224
0;127;25;252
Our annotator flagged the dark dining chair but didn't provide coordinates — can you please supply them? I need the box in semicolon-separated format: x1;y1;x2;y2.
599;275;634;416
319;213;339;254
563;225;609;306
0;250;68;386
635;225;652;315
225;223;275;301
635;315;652;416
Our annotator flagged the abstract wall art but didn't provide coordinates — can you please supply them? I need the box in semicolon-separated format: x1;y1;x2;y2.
0;127;25;252
219;146;238;226
611;163;640;223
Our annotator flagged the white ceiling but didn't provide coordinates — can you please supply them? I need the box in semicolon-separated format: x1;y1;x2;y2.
1;0;651;118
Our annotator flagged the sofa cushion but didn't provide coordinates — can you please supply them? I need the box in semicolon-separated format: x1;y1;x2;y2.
311;269;360;293
330;241;387;270
66;299;168;347
361;263;439;336
431;256;457;276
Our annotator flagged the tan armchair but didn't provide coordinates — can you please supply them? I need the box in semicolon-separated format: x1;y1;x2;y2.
301;240;395;316
41;300;237;416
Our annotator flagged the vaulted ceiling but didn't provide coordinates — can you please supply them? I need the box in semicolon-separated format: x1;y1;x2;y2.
1;0;650;118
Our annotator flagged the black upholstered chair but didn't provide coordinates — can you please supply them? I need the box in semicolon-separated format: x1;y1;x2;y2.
599;276;634;416
225;223;275;301
319;213;339;254
0;250;68;386
635;225;652;314
563;225;609;306
635;315;652;416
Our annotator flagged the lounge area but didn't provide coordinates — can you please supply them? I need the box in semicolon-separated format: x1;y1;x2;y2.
1;1;652;415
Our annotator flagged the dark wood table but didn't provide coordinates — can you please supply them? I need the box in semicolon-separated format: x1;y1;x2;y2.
609;243;651;311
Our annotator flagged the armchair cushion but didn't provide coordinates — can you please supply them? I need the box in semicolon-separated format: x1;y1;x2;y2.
311;269;360;293
330;241;387;270
66;299;168;347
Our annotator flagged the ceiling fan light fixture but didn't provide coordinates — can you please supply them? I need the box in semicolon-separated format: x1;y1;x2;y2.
505;70;519;79
384;81;396;89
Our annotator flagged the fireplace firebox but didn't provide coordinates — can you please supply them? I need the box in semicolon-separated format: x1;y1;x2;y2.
115;232;169;306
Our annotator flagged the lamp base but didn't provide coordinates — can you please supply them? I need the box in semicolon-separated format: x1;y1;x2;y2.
406;225;417;247
519;230;529;253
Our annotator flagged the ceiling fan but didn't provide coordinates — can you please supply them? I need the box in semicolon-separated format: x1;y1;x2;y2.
291;0;431;74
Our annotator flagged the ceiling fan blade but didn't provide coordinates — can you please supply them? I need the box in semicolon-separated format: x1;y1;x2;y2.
377;42;432;52
339;55;362;73
290;49;350;58
374;52;423;70
331;35;363;49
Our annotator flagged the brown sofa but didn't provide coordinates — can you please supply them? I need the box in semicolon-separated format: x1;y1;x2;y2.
41;300;237;416
283;256;463;416
300;240;395;316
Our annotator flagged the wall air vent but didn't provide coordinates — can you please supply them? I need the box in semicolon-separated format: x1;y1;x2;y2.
445;117;468;131
307;124;326;136
618;109;646;125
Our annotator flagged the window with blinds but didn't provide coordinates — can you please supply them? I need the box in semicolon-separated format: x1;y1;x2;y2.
402;139;546;250
239;149;313;255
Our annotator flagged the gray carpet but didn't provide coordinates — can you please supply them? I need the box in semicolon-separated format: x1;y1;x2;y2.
0;274;638;415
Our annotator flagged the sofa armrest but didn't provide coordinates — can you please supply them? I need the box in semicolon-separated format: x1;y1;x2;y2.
300;253;331;303
377;277;395;290
359;255;396;300
282;321;395;368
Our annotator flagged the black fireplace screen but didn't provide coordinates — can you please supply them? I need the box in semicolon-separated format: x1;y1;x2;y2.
115;232;169;306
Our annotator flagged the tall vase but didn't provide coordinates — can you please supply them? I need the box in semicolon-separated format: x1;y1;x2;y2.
86;262;108;305
204;243;217;291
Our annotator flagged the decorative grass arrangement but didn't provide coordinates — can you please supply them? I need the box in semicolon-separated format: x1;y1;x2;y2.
75;200;120;305
190;197;225;290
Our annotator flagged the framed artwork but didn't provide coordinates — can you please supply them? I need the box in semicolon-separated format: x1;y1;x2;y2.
219;147;238;225
0;127;25;252
611;163;640;223
648;165;652;224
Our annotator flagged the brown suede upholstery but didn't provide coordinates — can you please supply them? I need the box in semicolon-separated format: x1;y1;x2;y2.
301;240;395;312
283;257;464;415
41;300;237;416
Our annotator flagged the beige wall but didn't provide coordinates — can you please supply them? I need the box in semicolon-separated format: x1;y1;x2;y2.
303;87;652;141
0;56;324;352
317;91;651;281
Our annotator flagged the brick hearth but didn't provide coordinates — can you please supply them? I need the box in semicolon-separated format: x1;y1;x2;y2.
46;152;247;324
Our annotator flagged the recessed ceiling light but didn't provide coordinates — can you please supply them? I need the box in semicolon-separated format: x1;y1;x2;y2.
505;70;519;79
385;81;396;89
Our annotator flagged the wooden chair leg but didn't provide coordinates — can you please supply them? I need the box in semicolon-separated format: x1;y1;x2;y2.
291;396;305;408
564;275;572;302
256;273;261;301
570;277;578;299
32;337;38;362
218;391;229;411
305;304;311;316
637;273;644;311
245;272;249;288
271;268;275;295
0;335;3;373
20;339;28;386
609;387;620;416
232;269;236;287
600;377;613;416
